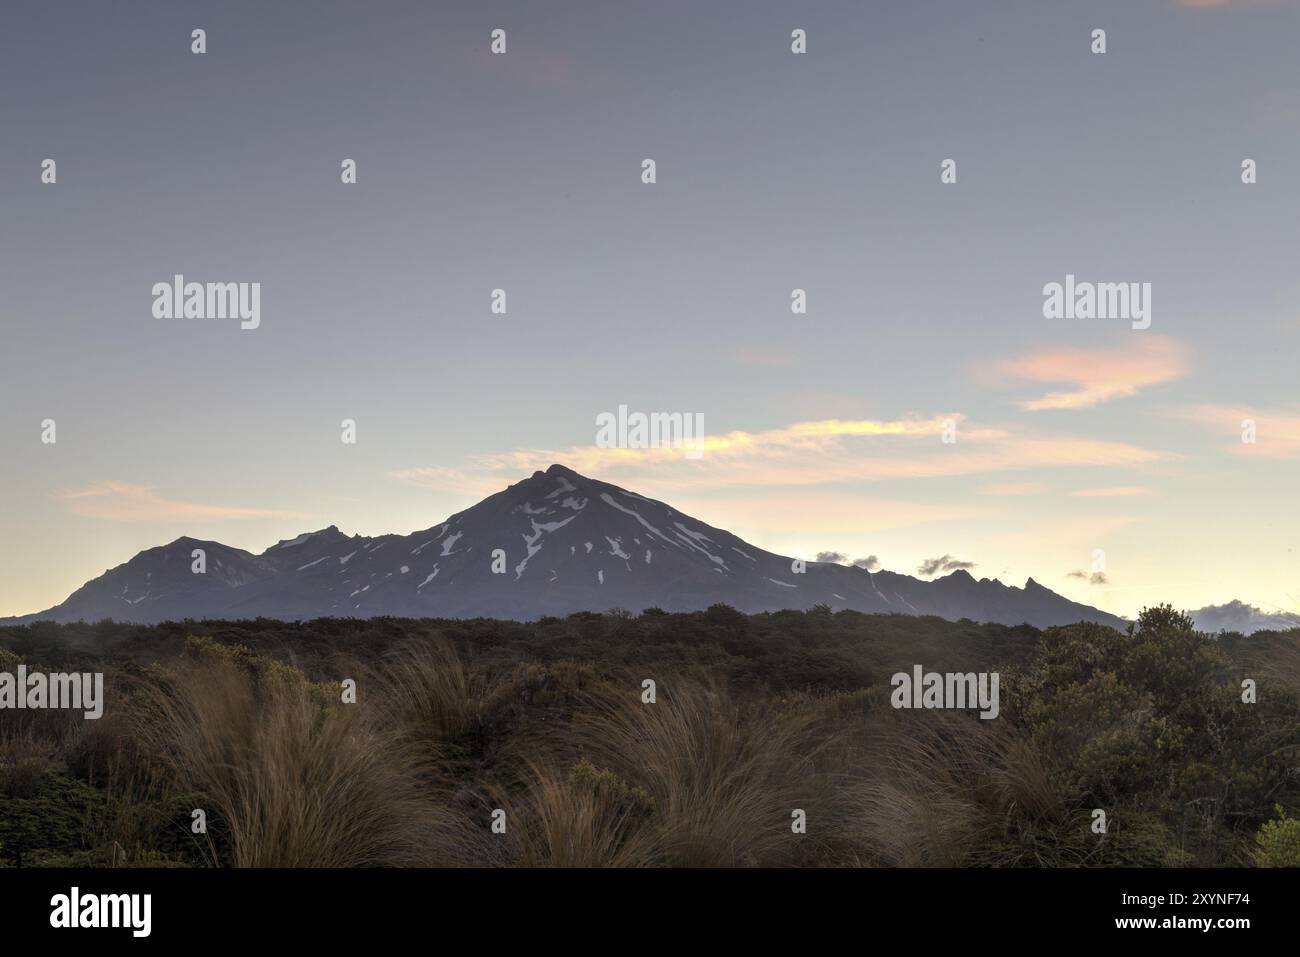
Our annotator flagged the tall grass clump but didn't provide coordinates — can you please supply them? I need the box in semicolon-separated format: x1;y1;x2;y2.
126;637;463;867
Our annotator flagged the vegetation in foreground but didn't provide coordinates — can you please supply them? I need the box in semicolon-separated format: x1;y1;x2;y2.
1;605;1298;867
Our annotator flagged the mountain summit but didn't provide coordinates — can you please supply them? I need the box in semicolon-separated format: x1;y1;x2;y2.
9;465;1127;628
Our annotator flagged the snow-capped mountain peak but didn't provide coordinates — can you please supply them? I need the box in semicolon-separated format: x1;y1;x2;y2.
10;465;1131;628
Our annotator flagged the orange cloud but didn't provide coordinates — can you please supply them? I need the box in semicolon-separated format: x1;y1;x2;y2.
989;336;1190;411
55;482;309;522
392;414;1168;495
1173;404;1300;458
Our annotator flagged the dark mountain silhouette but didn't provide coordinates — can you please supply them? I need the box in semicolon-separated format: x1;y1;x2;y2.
7;464;1128;628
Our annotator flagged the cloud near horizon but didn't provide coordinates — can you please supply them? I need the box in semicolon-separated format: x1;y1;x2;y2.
1067;569;1111;585
918;554;976;577
55;482;310;522
814;552;883;571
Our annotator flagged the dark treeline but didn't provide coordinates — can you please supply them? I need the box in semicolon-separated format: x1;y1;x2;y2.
0;606;1043;693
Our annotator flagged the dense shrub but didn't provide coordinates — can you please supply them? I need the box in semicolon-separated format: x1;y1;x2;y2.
1;607;1296;867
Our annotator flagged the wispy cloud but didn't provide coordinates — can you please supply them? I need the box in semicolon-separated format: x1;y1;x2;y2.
995;515;1143;553
1070;486;1155;498
386;466;503;497
55;482;308;522
976;481;1046;497
393;413;1167;494
1172;403;1300;458
987;336;1190;411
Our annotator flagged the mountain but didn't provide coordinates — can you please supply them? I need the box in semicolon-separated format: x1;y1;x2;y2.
6;464;1128;629
1191;600;1300;635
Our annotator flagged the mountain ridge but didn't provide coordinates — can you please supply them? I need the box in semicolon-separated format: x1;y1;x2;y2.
5;464;1135;629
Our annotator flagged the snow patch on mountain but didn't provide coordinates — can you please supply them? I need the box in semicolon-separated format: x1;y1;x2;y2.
673;523;726;567
546;475;577;498
600;493;677;546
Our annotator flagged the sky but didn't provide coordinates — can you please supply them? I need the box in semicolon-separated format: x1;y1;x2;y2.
1;0;1298;620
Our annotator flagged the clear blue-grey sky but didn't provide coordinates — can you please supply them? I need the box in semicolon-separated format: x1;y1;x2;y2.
2;0;1298;618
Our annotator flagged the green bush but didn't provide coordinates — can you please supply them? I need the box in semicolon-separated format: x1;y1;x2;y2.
1254;806;1300;867
0;766;102;867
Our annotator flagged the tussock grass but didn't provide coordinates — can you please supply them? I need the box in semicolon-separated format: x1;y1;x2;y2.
126;649;466;867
